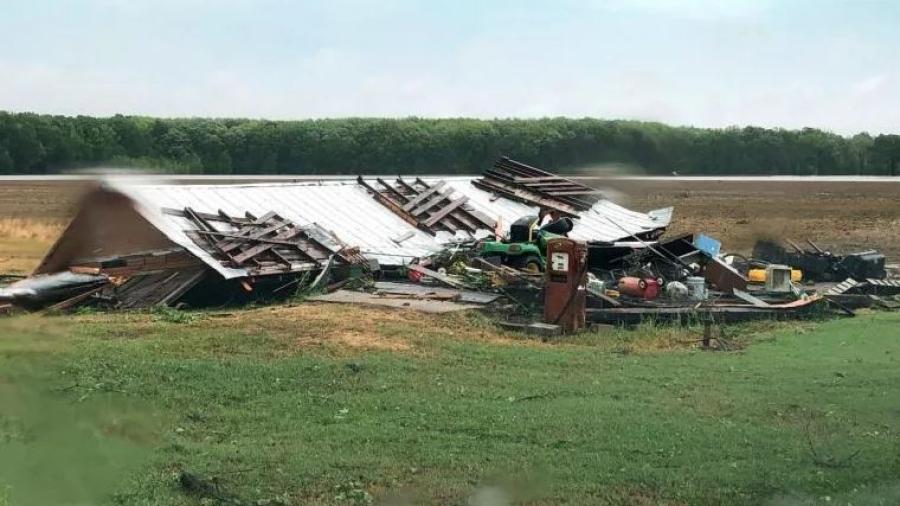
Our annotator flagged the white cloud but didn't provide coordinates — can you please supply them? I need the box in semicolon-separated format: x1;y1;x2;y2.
852;75;887;96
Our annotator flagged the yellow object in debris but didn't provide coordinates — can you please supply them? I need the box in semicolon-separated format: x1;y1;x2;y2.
748;268;802;283
604;289;620;298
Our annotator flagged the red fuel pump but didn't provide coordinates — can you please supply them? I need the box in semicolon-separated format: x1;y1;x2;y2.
543;238;587;333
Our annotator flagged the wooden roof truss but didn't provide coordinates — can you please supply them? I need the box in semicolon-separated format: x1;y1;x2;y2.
358;176;496;235
168;208;364;275
472;157;603;215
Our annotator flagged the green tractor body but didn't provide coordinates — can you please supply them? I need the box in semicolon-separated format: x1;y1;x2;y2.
477;215;571;272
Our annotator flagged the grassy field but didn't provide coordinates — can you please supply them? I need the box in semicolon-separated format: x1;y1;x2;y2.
0;306;898;505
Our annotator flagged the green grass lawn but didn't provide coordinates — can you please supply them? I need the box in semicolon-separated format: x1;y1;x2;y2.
0;305;898;506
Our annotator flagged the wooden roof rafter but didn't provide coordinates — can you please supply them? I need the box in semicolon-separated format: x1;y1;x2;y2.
472;157;603;214
357;176;496;235
166;207;364;276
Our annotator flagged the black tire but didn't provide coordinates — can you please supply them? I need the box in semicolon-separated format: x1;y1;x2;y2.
514;254;544;273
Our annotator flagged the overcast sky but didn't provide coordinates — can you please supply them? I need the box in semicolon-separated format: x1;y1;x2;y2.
1;0;897;134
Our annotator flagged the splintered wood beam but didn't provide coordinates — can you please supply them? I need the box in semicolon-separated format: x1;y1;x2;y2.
361;176;488;235
375;178;410;204
268;248;294;267
231;227;306;265
471;179;578;217
416;178;497;231
484;158;603;211
183;208;244;265
158;269;208;307
357;176;430;233
392;177;421;197
513;176;569;182
410;178;478;232
295;226;347;260
496;158;557;177
545;190;604;196
184;207;216;232
411;192;449;216
251;211;278;225
217;219;292;253
424;197;468;228
398;181;469;232
433;214;460;233
390;178;412;195
401;181;446;211
521;181;585;188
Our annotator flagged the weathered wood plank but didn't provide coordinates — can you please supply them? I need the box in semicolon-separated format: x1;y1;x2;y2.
401;181;446;211
423;197;468;228
409;190;448;215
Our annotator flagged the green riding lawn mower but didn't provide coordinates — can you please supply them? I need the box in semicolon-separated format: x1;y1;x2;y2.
476;215;574;272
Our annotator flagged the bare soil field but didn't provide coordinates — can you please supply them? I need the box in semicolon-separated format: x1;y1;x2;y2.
0;183;85;274
0;179;898;274
604;179;900;259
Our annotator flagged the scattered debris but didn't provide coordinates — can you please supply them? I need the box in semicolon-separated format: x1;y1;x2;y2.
497;320;562;338
732;288;770;308
3;157;896;331
753;239;887;281
0;271;110;310
705;256;749;292
373;281;500;304
824;278;862;296
308;289;484;313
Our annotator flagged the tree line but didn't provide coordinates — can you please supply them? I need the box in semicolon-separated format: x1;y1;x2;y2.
1;111;898;176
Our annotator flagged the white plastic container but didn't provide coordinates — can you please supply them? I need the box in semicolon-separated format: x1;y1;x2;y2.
686;276;707;300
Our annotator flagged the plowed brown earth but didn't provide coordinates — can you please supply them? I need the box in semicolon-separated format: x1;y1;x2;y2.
601;179;900;259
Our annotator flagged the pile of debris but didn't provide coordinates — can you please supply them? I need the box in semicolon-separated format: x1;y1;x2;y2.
0;157;669;315
368;228;898;334
2;157;897;333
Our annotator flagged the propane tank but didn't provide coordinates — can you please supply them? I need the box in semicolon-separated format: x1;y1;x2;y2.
617;276;645;297
617;276;660;301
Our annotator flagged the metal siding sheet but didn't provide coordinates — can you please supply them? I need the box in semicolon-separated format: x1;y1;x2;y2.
107;177;671;279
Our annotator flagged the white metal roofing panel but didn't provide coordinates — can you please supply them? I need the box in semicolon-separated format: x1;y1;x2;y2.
106;177;671;279
429;178;672;242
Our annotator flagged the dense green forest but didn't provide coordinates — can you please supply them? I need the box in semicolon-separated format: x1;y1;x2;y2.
0;111;898;175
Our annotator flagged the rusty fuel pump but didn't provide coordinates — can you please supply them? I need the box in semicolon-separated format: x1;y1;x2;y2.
543;238;588;333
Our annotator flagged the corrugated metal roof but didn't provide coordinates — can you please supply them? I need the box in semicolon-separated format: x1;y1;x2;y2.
108;177;672;279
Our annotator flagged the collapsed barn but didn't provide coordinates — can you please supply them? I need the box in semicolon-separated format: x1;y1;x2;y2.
2;158;672;312
4;157;896;330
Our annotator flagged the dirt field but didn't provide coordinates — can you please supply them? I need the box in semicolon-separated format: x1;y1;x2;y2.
605;179;900;259
0;182;87;274
1;179;898;274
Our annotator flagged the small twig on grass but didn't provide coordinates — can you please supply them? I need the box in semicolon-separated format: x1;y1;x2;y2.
179;471;246;505
512;393;554;402
804;419;862;468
